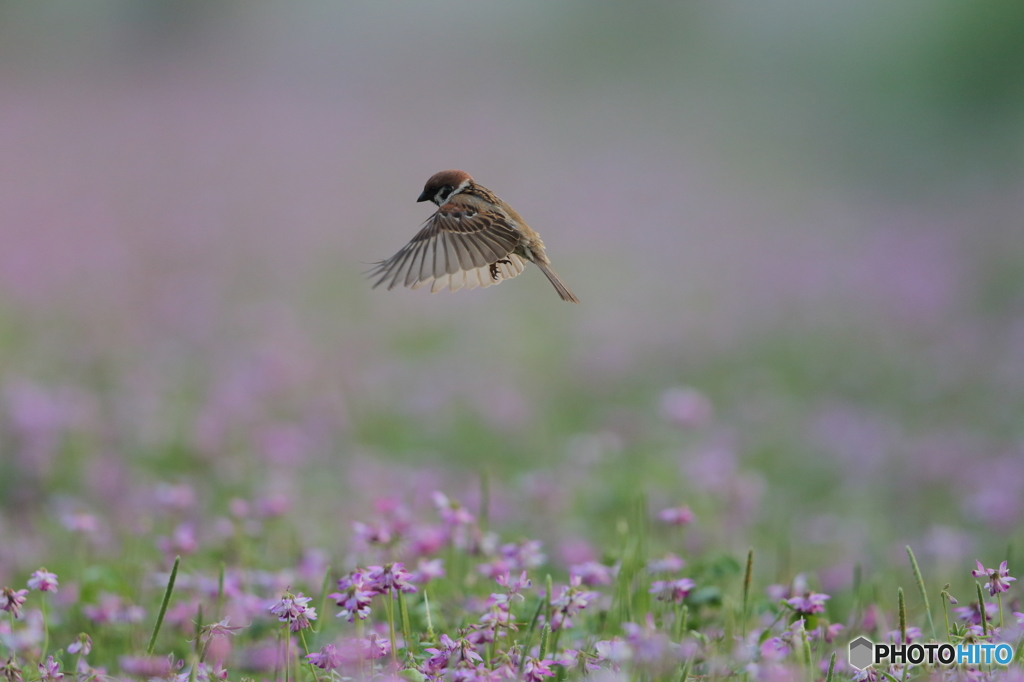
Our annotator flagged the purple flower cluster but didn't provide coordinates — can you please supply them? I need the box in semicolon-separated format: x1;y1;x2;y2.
27;569;58;593
971;560;1016;596
268;592;317;632
306;636;391;670
786;591;830;616
82;593;145;624
330;562;418;623
649;577;695;604
0;588;28;619
478;540;546;579
421;634;483;677
549;574;599;631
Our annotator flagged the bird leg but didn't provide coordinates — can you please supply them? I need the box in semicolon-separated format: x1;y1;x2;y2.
489;259;512;281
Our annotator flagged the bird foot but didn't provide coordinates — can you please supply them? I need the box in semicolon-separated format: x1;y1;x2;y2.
490;259;512;281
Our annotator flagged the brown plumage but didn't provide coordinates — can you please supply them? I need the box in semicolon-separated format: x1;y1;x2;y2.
368;170;579;303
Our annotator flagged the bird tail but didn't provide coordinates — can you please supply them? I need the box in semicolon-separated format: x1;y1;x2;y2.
535;261;579;303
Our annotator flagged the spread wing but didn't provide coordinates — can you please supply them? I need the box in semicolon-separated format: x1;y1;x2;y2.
368;203;526;293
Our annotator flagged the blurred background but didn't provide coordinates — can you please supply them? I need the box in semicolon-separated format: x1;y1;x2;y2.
1;0;1024;595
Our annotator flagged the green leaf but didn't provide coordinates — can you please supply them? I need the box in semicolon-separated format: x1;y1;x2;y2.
399;669;426;682
689;586;722;606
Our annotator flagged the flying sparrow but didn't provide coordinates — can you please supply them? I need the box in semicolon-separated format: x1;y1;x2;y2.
368;170;579;303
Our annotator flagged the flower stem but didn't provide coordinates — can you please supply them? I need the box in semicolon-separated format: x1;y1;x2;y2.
385;593;398;668
423;589;435;641
399;589;414;657
216;563;225;619
298;628;321;682
356;617;365;680
40;594;49;659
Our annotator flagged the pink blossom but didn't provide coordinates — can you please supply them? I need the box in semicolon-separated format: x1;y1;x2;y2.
411;558;446;584
269;592;316;632
306;644;344;670
27;569;58;593
656;506;694;526
971;560;1016;596
648;553;686;574
331;569;378;622
67;634;92;655
659;387;713;428
570;561;616;586
786;591;830;615
37;657;62;682
0;588;29;618
649;578;695;603
366;563;417;596
433;492;475;526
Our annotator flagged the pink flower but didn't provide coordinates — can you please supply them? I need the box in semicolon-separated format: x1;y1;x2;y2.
82;593;145;624
550;575;598;630
659;387;713;428
522;657;557;682
648;553;686;574
67;634;92;655
649;578;695;603
886;627;921;645
495;570;531;596
760;637;789;661
269;592;316;632
409;525;447;556
363;634;390;660
656;506;694;526
27;569;59;593
1;656;21;682
366;563;417;596
410;558;446;584
119;656;173;678
486;540;545;575
306;644;344;670
570;561;616;586
198;617;243;645
971;560;1016;596
37;657;62;682
786;591;830;615
331;569;378;622
0;588;28;618
352;521;393;548
433;492;475;526
157;523;198;556
954;601;998;625
60;513;99;534
421;634;482;675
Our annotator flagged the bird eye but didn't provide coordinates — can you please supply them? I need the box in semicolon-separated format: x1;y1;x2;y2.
434;186;453;203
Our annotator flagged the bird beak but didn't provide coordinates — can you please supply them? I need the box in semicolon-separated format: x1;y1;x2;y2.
416;189;432;203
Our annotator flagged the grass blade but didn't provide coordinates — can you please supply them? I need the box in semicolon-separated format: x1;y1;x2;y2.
742;548;753;638
905;546;936;640
146;556;180;655
825;652;836;682
976;582;988;637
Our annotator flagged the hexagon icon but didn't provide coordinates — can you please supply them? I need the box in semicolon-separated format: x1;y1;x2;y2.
848;636;874;670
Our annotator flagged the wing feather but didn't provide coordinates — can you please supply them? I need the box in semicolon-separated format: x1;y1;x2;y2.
369;202;528;294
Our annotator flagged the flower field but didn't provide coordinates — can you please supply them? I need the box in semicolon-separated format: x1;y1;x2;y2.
2;3;1024;681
